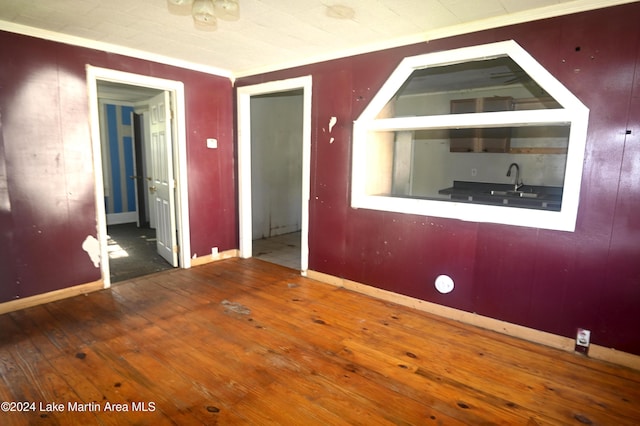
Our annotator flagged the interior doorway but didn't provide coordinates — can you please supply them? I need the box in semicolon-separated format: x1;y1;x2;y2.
250;89;303;269
87;66;192;288
237;76;312;273
96;85;174;282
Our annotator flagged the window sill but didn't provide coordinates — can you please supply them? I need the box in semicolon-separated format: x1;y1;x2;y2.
351;192;577;232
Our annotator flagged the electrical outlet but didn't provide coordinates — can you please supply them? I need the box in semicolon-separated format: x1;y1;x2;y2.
575;328;591;355
471;168;478;177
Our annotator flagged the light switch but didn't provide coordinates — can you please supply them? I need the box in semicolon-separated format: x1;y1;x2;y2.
206;138;218;149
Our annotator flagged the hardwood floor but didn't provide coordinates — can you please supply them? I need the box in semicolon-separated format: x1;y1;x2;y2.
1;258;639;425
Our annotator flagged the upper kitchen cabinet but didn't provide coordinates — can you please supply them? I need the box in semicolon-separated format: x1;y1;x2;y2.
450;97;514;153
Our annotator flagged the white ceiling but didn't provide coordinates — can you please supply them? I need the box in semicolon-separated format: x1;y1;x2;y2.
0;0;634;78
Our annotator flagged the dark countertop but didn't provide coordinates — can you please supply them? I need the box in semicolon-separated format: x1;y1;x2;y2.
438;181;563;211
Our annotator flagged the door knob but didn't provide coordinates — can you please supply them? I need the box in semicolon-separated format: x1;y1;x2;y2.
149;186;157;193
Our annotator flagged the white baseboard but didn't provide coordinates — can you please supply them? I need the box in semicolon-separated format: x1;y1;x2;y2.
106;212;137;225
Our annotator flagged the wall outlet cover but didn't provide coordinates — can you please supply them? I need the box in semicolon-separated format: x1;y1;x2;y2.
575;328;591;355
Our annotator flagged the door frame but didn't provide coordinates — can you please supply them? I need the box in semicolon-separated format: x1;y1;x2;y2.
237;76;312;274
87;65;191;288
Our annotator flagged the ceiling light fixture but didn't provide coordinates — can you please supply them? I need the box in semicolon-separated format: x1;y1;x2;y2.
214;0;240;21
166;0;239;30
192;0;217;30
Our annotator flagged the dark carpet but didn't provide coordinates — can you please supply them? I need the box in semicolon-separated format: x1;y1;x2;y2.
107;223;173;283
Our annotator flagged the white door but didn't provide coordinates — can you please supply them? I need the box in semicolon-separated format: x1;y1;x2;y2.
149;91;178;266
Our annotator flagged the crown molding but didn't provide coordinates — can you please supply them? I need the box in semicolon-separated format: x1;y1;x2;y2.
0;20;233;80
233;0;638;78
0;0;635;81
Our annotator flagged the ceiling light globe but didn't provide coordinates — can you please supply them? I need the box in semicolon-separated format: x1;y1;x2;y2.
167;0;194;16
191;0;216;25
213;0;240;21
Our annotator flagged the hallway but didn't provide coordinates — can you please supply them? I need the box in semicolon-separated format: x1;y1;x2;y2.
107;223;173;283
253;231;301;270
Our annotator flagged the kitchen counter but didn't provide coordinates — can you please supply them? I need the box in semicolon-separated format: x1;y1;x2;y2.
438;181;562;211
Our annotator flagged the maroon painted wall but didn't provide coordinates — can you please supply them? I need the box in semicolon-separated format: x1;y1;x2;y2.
0;31;237;302
237;3;640;355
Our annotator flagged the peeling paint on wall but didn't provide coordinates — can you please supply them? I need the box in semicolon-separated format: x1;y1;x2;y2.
329;116;337;132
329;116;337;143
0;112;12;214
82;235;101;268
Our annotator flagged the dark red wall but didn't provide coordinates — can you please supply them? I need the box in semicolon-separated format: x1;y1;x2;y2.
237;3;640;355
0;31;237;301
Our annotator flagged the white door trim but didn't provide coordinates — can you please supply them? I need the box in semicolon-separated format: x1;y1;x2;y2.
87;65;191;288
237;76;312;274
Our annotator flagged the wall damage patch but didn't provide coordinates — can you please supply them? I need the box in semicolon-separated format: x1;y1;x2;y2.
82;235;101;268
329;116;337;132
329;116;337;143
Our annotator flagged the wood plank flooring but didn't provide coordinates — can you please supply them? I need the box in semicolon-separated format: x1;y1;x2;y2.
1;258;639;425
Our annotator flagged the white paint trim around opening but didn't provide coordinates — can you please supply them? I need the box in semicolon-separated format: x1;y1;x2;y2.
352;40;589;233
236;76;313;274
87;65;192;288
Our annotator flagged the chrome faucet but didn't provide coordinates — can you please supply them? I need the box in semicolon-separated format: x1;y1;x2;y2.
506;163;522;191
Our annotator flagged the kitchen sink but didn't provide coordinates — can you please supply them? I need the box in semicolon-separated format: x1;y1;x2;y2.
437;181;563;211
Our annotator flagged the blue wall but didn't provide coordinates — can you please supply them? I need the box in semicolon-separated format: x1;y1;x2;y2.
104;104;135;214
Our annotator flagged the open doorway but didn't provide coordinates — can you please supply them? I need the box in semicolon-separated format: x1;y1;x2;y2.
96;83;173;282
87;66;192;288
250;89;303;269
237;76;312;273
